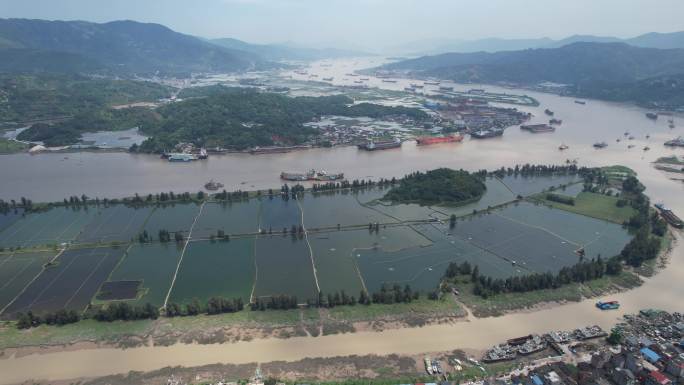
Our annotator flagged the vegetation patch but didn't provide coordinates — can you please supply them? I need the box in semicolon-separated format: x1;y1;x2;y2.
383;168;486;206
530;191;636;224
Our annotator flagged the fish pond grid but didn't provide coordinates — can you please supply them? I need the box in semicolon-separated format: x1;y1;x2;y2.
0;175;633;317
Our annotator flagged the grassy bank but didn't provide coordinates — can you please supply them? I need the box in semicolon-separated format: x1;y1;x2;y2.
0;138;28;154
452;271;641;318
326;297;463;325
530;191;636;224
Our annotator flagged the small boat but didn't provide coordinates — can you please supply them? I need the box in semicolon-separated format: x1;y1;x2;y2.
574;100;586;105
643;146;650;151
544;109;554;116
628;136;635;140
593;142;608;149
616;138;621;142
624;132;630;136
646;112;658;120
628;144;635;149
558;144;569;150
645;134;650;139
204;179;224;191
596;300;620;310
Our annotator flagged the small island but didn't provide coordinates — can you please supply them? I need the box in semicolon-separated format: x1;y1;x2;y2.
382;168;486;206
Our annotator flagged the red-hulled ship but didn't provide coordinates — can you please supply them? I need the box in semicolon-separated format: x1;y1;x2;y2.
415;134;464;145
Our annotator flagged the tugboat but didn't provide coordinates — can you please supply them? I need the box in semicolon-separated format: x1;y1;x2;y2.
204;179;224;191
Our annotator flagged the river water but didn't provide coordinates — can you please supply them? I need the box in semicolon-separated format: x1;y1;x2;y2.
0;58;683;384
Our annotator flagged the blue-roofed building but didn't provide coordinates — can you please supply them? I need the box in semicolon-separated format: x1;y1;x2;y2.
640;347;661;363
529;375;543;385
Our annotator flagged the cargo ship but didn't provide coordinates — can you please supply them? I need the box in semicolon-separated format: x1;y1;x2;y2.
381;79;398;83
596;300;620;310
470;128;504;139
357;138;402;151
250;145;310;154
521;124;555;133
654;203;684;228
424;81;440;85
322;77;334;81
439;86;454;91
665;136;684;147
280;169;344;182
167;153;197;162
646;112;658;120
415;134;464;145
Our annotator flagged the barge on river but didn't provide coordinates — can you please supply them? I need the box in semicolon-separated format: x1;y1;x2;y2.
415;134;464;145
521;124;555;133
655;203;684;228
357;138;402;151
280;169;344;182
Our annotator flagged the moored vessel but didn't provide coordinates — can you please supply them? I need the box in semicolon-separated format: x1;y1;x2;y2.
415;134;464;145
357;138;402;151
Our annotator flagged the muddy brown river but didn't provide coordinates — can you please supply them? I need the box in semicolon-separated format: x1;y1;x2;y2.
0;58;683;384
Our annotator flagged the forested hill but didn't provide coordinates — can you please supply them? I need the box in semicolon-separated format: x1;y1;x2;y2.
0;19;270;75
135;88;429;152
383;168;486;206
379;42;684;85
15;86;429;149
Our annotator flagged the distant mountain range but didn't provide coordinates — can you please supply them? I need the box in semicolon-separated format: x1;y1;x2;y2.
376;42;684;107
209;38;369;61
391;31;684;55
379;42;684;84
0;18;270;75
0;19;371;76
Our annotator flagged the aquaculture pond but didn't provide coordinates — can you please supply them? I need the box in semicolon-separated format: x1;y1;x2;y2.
169;239;255;304
107;242;184;306
0;174;634;312
3;246;125;317
0;251;56;312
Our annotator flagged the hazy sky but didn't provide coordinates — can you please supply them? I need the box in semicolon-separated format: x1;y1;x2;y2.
1;0;683;50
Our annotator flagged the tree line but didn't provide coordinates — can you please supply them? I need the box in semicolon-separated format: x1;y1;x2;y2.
489;164;584;179
15;302;160;329
444;256;621;299
165;297;245;317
